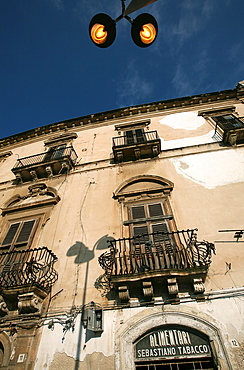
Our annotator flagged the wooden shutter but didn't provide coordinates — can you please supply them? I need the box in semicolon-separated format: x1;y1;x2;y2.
148;203;163;217
132;225;149;248
15;220;36;246
1;223;20;247
1;219;37;250
131;205;146;220
133;225;148;237
152;223;172;251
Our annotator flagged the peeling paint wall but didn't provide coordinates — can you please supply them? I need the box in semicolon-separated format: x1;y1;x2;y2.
170;147;244;188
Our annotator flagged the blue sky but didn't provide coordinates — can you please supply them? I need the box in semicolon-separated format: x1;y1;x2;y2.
0;0;244;139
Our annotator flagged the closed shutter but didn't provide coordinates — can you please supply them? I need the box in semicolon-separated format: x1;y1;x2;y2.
15;220;36;245
129;202;172;246
148;203;163;217
131;205;146;220
2;223;20;247
152;223;172;252
133;225;149;238
1;219;37;250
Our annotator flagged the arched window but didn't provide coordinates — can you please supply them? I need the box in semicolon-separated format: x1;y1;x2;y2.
114;175;175;240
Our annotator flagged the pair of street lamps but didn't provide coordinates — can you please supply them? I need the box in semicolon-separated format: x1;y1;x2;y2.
89;0;158;48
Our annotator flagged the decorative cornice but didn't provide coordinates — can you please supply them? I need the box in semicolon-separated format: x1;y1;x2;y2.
198;105;236;117
44;132;78;146
0;85;242;148
1;183;60;215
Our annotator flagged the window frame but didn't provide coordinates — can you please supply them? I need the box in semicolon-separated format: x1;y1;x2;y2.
124;197;176;241
0;217;40;252
128;201;172;237
125;128;146;145
212;114;244;130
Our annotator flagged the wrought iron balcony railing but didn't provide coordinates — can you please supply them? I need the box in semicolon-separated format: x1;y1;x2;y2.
12;146;78;182
99;229;215;277
0;247;58;291
213;116;244;145
112;131;161;162
12;146;77;169
213;116;244;132
112;130;160;147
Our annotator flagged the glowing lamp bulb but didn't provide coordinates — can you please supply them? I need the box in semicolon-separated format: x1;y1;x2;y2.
91;23;107;45
140;23;156;44
89;14;116;48
131;14;158;48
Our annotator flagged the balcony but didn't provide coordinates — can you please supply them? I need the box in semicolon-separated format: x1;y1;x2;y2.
112;131;161;162
12;146;78;183
0;246;58;291
0;247;58;314
213;116;244;145
99;229;215;302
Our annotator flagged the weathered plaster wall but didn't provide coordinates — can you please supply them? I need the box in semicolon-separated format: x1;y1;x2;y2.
0;97;244;370
34;297;244;369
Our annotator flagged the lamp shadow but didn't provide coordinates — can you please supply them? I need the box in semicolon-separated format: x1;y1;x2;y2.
66;241;94;264
66;235;115;264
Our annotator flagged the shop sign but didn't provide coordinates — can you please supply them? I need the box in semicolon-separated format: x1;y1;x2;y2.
135;325;211;361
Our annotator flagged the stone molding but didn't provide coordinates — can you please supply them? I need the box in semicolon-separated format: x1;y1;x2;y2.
1;183;60;215
115;309;233;370
0;87;239;148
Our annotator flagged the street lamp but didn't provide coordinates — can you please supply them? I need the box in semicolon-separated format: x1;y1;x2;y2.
89;0;158;48
89;13;116;48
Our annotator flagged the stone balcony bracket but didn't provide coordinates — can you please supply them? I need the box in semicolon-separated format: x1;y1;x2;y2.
118;286;130;303
142;281;154;301
18;292;43;314
193;278;205;294
167;278;179;296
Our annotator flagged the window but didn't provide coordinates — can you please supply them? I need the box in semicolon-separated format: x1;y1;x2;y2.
212;114;244;129
44;144;67;161
127;201;175;258
129;202;171;239
1;219;38;251
212;114;244;145
125;129;145;145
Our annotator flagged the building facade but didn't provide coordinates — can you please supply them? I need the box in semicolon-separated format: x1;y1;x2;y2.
0;81;244;369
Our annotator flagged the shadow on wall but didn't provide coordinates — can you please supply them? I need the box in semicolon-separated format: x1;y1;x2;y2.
66;235;115;264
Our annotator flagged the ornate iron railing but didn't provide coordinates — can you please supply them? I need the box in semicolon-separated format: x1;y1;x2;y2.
12;146;77;170
0;247;58;291
112;130;159;147
213;116;244;134
99;229;215;276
